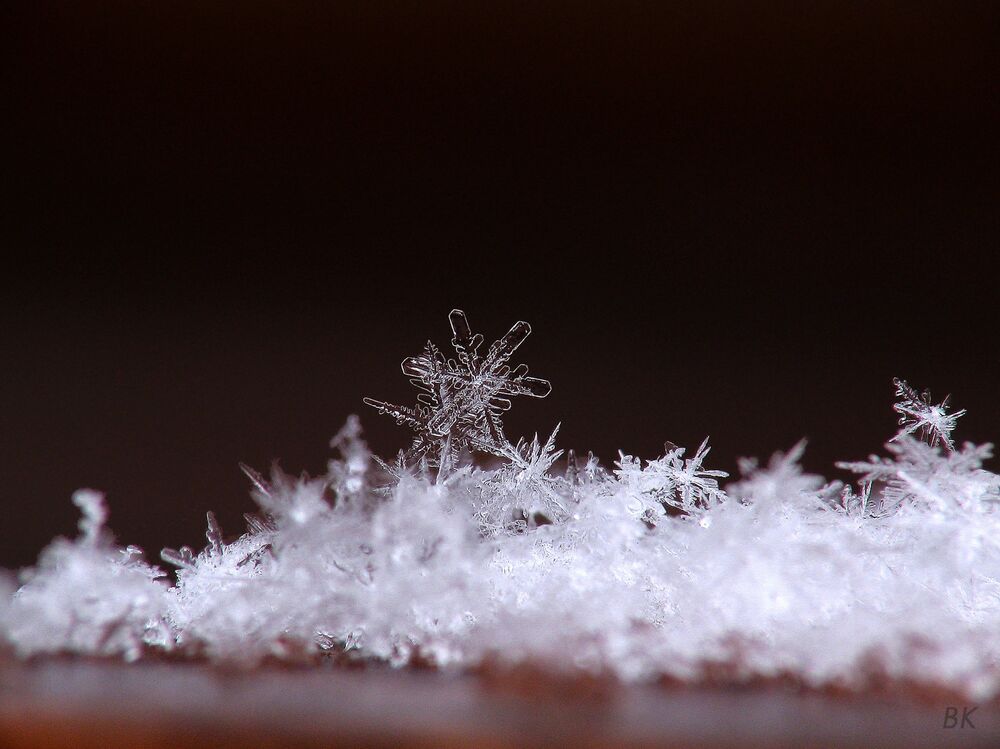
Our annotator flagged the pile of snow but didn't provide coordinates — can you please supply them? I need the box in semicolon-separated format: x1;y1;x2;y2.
3;381;1000;699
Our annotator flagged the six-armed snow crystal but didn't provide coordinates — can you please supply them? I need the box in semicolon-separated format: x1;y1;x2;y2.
363;309;551;466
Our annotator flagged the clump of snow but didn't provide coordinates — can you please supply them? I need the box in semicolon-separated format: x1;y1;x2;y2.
1;490;171;661
2;314;999;700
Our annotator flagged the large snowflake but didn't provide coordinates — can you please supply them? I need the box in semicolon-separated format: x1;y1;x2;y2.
364;309;551;466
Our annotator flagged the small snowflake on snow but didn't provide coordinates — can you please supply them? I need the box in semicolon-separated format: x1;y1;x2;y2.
891;377;966;452
615;438;727;518
364;309;551;466
650;438;728;510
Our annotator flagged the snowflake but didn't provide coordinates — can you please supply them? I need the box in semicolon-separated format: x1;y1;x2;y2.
614;438;728;519
364;309;551;466
891;377;966;452
477;425;568;534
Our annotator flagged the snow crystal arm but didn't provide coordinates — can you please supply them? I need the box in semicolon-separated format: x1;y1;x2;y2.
363;398;430;433
205;511;224;555
449;309;483;367
239;462;272;496
481;320;532;371
481;408;510;455
160;545;196;570
500;372;551;399
401;341;446;383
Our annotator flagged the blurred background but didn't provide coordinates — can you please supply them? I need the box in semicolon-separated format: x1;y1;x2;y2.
2;2;997;569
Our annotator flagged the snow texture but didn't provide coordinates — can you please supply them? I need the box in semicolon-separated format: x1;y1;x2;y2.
3;314;1000;700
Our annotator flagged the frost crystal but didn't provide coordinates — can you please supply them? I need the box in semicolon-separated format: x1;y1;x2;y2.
364;309;551;466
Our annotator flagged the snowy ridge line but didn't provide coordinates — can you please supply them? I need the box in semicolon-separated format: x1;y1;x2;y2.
2;312;999;699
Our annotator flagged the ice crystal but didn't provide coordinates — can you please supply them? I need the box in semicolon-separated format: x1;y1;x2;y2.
891;377;966;451
364;309;551;466
4;319;1000;702
615;438;728;519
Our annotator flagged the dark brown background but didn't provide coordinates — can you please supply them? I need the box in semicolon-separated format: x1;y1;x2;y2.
2;2;997;569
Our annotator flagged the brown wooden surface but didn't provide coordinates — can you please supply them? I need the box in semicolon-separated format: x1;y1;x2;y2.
1;658;998;748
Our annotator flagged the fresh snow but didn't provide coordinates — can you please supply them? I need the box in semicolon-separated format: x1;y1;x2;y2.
2;313;998;699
